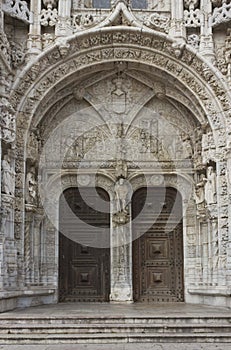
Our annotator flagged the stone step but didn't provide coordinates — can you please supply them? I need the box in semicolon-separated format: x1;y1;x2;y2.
1;316;231;325
0;314;230;344
0;323;231;334
0;332;230;345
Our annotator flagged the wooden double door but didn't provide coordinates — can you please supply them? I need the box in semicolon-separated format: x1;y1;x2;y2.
59;187;110;302
132;187;184;302
59;186;184;303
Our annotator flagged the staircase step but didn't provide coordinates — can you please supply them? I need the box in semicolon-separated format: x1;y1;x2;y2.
1;316;231;325
0;332;230;344
0;323;231;334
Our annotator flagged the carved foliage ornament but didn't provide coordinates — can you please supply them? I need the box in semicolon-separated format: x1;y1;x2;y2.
146;13;170;32
211;1;231;27
40;8;58;26
3;0;33;24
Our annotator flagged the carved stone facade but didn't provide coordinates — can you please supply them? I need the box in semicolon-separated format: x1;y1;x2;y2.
0;0;231;312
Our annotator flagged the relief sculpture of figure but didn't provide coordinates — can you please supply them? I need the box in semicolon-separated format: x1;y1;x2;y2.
1;153;15;196
204;166;217;205
111;77;126;114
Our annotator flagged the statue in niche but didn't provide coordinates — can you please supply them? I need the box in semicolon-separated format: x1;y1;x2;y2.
1;153;15;196
111;77;126;114
26;167;37;205
204;166;217;205
195;174;206;205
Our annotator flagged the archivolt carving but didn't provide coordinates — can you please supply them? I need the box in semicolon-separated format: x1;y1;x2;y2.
12;29;230;136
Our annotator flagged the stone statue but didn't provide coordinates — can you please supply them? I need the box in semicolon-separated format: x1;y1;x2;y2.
195;174;205;205
1;153;15;196
204;166;217;205
26;167;37;205
114;178;132;213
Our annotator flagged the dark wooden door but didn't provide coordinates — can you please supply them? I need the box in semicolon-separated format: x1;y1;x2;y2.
132;187;184;302
59;187;110;302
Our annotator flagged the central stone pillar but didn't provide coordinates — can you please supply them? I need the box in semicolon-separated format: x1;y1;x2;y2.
110;196;133;302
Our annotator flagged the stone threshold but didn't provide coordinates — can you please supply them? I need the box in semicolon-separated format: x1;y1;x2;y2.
188;287;231;296
0;289;55;300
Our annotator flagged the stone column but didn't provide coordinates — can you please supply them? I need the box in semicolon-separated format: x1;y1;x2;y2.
216;159;229;287
27;0;42;55
169;0;186;41
24;206;35;285
33;213;43;284
110;203;133;302
55;0;72;37
201;220;209;285
199;0;215;62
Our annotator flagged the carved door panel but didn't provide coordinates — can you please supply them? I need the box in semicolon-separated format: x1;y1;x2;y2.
59;187;110;302
132;187;184;302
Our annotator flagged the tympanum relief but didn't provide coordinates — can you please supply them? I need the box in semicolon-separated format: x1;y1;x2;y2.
40;72;196;172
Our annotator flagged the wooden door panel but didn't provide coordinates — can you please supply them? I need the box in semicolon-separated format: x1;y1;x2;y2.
59;187;110;302
133;187;184;303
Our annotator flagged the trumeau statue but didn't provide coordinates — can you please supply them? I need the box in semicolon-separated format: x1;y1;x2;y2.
114;177;132;213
